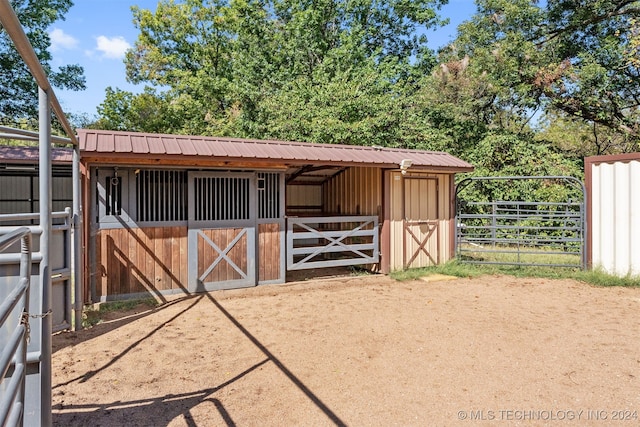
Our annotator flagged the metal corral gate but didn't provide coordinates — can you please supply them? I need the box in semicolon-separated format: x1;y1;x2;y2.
0;210;74;331
455;176;586;269
0;228;31;426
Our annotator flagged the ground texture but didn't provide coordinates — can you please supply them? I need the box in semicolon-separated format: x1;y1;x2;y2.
52;274;640;426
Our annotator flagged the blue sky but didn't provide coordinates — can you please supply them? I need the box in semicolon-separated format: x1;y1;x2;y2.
51;0;478;118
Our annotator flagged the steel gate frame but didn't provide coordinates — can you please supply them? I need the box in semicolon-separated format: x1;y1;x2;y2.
0;228;31;427
455;176;587;269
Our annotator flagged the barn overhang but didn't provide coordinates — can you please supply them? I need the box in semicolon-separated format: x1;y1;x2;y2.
77;129;474;183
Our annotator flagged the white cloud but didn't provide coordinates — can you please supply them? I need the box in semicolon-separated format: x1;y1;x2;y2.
95;35;131;59
49;28;78;51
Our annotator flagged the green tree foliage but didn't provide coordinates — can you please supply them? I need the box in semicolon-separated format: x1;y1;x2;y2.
101;0;447;141
0;0;85;122
449;0;640;143
537;111;639;156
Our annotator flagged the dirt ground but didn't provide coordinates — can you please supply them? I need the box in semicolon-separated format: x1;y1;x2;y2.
52;274;640;426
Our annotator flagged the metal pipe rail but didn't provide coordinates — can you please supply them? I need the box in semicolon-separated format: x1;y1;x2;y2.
0;227;32;427
0;209;75;333
455;176;587;269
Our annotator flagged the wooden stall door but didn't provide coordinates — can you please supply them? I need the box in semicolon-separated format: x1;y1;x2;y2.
188;172;256;291
403;175;440;269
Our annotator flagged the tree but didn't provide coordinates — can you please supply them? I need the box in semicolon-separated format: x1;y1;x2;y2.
106;0;448;139
0;0;85;122
536;111;639;157
446;0;640;143
93;87;179;133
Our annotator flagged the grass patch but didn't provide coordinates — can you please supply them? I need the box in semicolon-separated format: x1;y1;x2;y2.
391;259;640;288
82;298;159;328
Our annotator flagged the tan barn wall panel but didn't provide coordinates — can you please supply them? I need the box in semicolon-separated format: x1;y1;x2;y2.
286;185;322;214
324;167;382;216
388;171;453;270
95;226;188;299
589;159;640;277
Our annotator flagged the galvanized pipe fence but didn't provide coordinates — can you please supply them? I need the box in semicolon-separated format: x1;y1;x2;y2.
0;227;32;427
455;176;587;269
0;209;76;332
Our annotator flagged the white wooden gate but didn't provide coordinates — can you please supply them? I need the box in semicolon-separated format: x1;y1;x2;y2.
287;216;379;270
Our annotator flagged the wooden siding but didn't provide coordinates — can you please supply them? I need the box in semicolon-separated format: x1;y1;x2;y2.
258;223;281;282
95;226;188;299
323;167;382;215
389;171;453;270
197;228;247;283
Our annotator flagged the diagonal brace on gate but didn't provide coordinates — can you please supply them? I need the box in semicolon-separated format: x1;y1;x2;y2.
287;216;379;270
295;220;374;267
198;229;248;281
404;220;438;268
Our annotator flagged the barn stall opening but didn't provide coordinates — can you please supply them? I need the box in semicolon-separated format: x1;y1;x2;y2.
79;129;473;302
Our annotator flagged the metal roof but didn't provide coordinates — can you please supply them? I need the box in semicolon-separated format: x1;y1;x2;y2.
0;145;73;163
77;129;474;172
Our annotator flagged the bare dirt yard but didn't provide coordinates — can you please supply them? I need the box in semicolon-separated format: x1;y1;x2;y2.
52;274;640;426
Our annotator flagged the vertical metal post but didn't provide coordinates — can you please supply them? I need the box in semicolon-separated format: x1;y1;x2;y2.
18;231;32;425
72;146;83;330
491;201;497;248
38;86;53;426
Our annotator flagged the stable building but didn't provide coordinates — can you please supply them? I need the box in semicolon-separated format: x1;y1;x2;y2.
78;129;473;302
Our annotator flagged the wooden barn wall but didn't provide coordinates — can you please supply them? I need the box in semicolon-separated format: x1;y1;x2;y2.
323;167;382;216
286;185;322;215
95;223;281;298
95;226;188;300
258;223;281;282
389;171;453;270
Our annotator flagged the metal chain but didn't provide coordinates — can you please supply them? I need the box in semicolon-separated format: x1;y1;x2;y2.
19;309;52;344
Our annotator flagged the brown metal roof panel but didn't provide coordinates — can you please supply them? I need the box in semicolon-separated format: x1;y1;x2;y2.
96;133;115;153
207;139;229;157
267;144;298;161
0;145;73;163
114;134;133;153
195;138;216;156
286;143;321;161
130;135;150;154
218;140;246;158
353;149;387;164
162;136;183;155
82;131;97;152
176;137;198;156
244;141;273;159
320;145;345;162
146;136;166;154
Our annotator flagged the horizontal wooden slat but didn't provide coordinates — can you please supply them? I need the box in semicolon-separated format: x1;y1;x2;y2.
290;243;375;256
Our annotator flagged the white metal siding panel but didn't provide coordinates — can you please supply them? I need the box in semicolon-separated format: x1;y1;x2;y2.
630;161;640;276
592;160;640;277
